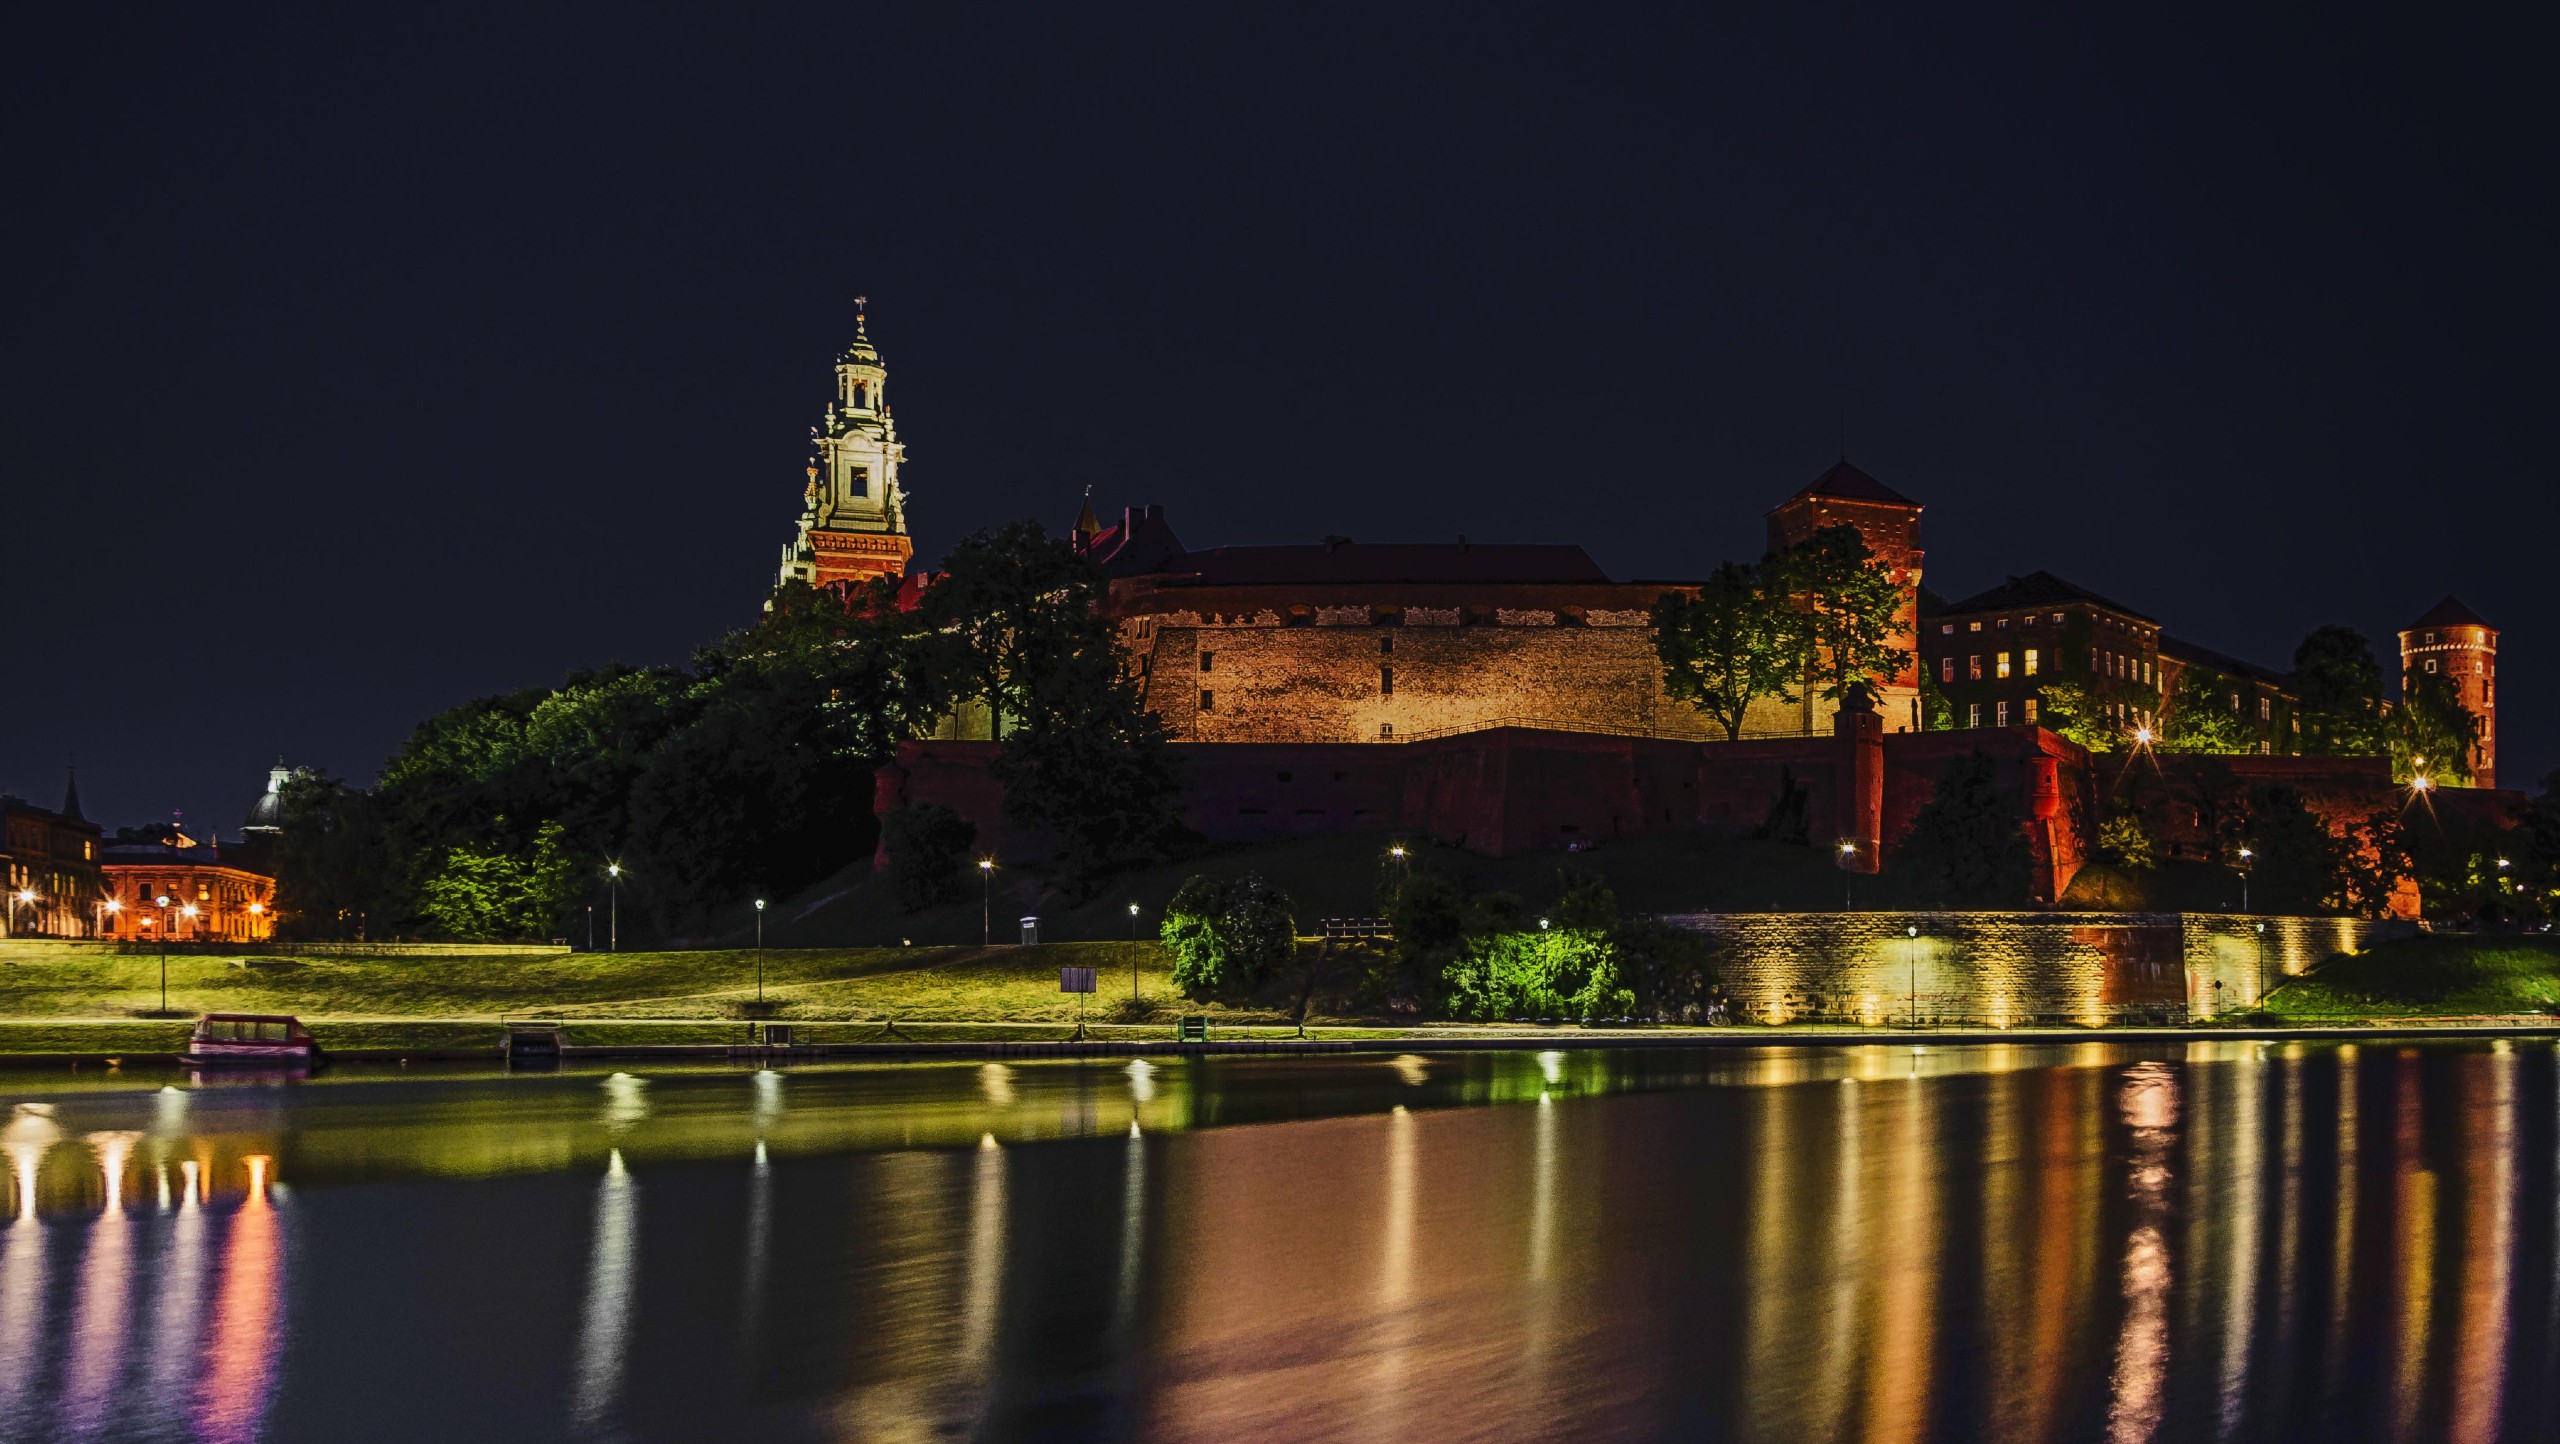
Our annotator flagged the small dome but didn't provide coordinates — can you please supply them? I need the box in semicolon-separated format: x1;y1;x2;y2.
243;761;290;832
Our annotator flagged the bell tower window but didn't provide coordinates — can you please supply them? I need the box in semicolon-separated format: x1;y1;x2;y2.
848;466;869;498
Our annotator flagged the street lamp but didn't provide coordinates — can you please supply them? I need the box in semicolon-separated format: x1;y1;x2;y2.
100;896;121;941
606;864;622;952
155;892;172;1014
978;858;995;946
10;888;33;939
2236;846;2253;914
753;898;767;1004
1838;839;1859;910
1127;902;1143;1005
2133;725;2154;746
2254;920;2268;1008
1906;924;1920;1030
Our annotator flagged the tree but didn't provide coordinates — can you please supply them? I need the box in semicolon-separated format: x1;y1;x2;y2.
2392;669;2482;785
1160;874;1296;995
2240;785;2353;915
1891;751;2035;905
2161;669;2256;754
879;804;978;912
1653;560;1798;740
271;770;397;941
415;819;581;941
1774;524;1907;702
2293;626;2388;757
1439;928;1634;1023
923;522;1185;893
2035;679;2118;753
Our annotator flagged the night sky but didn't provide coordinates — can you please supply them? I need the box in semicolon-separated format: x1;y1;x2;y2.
7;5;2553;832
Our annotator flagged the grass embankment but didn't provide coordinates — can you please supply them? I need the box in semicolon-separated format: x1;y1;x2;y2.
2266;934;2560;1021
0;940;1368;1053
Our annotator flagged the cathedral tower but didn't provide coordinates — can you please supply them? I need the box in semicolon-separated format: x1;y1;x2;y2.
778;299;913;592
2399;596;2498;787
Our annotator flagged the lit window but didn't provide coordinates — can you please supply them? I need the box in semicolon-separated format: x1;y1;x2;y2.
1968;655;1982;681
1967;703;1981;729
2024;697;2039;724
2023;649;2039;676
1940;656;1954;683
1969;622;1982;632
2425;659;2437;673
1997;652;2011;679
1997;618;2009;630
2051;612;2063;623
1941;623;1953;635
2025;614;2037;626
1996;700;2010;727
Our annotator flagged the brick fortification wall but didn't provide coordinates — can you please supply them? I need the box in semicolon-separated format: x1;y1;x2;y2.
1123;592;1817;745
1664;911;2414;1025
877;722;2092;895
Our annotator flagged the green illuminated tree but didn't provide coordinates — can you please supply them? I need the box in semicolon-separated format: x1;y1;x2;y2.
416;819;581;941
2390;669;2481;785
2161;669;2256;754
2292;626;2388;757
2034;680;2118;753
1653;560;1798;740
1774;524;1907;702
1161;874;1296;995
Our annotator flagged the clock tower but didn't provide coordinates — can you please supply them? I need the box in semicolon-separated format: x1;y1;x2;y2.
778;299;913;592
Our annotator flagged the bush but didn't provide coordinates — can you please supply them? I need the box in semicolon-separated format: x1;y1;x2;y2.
880;804;978;912
1160;874;1296;995
1440;928;1635;1022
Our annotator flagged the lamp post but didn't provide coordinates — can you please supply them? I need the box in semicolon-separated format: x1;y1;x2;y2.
155;892;172;1014
1838;840;1858;910
1128;902;1143;1004
586;904;594;951
1906;924;1920;1030
2254;920;2268;1008
606;864;621;952
754;898;767;1004
978;859;995;946
2236;846;2253;914
100;896;120;942
10;888;33;939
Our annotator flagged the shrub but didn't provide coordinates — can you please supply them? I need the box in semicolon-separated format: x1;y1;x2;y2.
880;804;978;912
1160;874;1296;995
1440;928;1635;1022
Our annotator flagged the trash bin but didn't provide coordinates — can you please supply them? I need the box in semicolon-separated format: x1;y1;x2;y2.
1019;915;1040;945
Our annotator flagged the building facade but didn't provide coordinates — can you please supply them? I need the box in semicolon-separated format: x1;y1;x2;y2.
98;829;276;944
0;775;105;937
1074;463;1927;750
1925;573;2166;738
776;302;913;592
2400;596;2498;787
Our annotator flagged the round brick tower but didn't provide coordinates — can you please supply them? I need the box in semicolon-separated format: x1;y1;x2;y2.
2398;596;2497;788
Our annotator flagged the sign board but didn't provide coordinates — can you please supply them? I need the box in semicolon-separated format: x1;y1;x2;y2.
1060;966;1098;994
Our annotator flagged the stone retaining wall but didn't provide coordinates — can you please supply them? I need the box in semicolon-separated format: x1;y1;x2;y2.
1660;911;2415;1026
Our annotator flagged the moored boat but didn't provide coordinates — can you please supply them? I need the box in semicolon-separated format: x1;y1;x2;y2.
186;1013;324;1065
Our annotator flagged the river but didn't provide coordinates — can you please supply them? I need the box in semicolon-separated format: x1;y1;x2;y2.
1;1041;2554;1441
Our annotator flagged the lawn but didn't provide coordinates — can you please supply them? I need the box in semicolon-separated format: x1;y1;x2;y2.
0;941;1201;1028
2265;933;2560;1020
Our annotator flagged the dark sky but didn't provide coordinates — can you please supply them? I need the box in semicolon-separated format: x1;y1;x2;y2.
7;4;2553;832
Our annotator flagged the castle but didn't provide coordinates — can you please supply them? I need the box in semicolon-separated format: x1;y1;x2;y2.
781;315;2509;897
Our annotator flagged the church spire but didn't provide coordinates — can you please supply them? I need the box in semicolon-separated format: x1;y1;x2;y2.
60;766;83;823
777;299;914;594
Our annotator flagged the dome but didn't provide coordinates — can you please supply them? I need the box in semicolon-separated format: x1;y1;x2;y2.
243;760;289;833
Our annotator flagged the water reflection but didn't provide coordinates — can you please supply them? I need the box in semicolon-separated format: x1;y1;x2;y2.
0;1044;2556;1440
570;1150;637;1434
